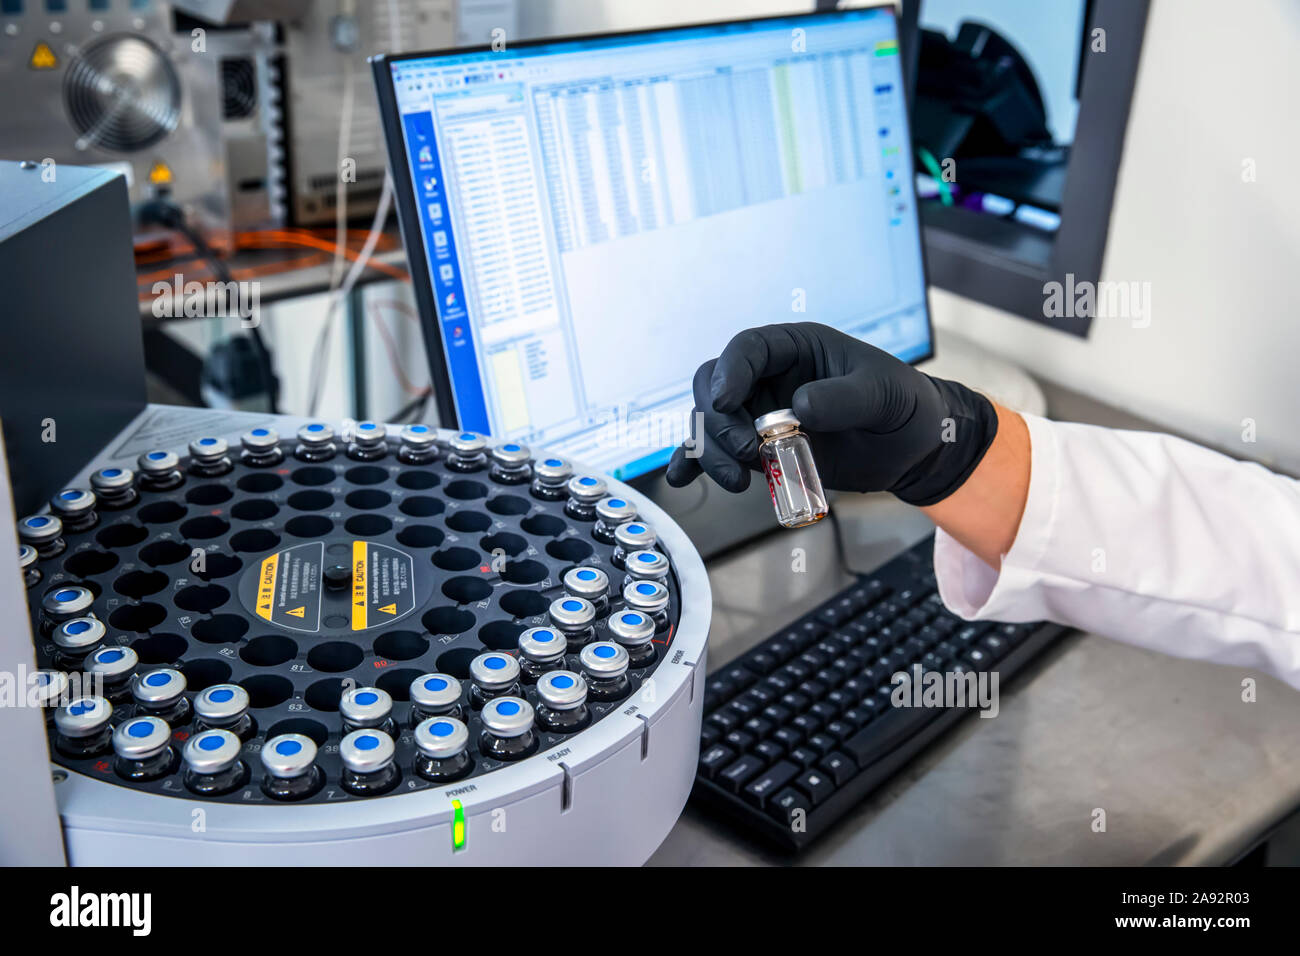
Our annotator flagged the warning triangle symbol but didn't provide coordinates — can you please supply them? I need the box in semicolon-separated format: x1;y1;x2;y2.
30;42;58;70
259;603;270;612
378;603;397;615
286;606;306;618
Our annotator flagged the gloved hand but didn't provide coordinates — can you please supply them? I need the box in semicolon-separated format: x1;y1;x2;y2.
665;323;999;506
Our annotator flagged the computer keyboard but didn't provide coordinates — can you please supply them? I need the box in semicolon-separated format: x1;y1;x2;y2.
692;536;1066;851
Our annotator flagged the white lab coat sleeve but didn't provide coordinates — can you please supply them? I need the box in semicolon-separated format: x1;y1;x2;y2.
932;413;1300;690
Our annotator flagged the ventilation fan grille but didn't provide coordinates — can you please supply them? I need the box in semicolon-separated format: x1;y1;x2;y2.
63;34;181;154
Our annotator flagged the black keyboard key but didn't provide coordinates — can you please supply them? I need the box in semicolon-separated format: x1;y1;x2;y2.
743;760;799;807
820;751;857;786
706;710;739;734
764;672;795;694
788;745;819;768
743;684;776;707
747;651;778;675
795;768;836;806
722;665;757;690
772;726;803;749
966;647;990;668
841;707;871;729
768;787;812;828
807;733;836;756
725;729;755;752
810;701;839;722
701;723;720;747
798;680;827;700
781;692;810;712
704;677;735;711
981;634;1009;660
761;703;792;725
790;713;821;736
698;744;735;780
743;716;773;738
766;639;795;662
842;707;935;770
753;739;786;763
719;754;766;794
823;720;853;743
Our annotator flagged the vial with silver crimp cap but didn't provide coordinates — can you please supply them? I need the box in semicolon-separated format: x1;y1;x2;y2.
468;651;522;709
530;455;572;500
517;626;567;683
193;683;256;741
755;408;829;529
446;431;488;471
413;716;472;782
579;642;632;702
183;729;250;796
40;584;95;634
294;422;337;461
90;466;138;509
548;596;596;648
489;441;531;484
398;423;439;464
188;436;233;476
137;450;184;490
50;488;97;532
409;673;464;723
535;670;590;734
261;733;325;801
19;513;65;559
112;716;178;781
623;549;670;589
340;729;401;795
339;685;397;736
86;645;139;703
19;544;41;589
563;565;610;615
593;495;637;544
479;696;538;761
131;667;190;725
32;670;70;723
622;579;670;632
54;695;113;758
607;609;657;667
347;421;388;461
240;426;283;467
54;616;105;668
612;520;657;569
564;475;607;521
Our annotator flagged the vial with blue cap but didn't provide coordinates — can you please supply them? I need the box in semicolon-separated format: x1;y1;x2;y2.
413;716;472;782
194;683;255;741
260;733;325;801
131;667;190;725
54;616;106;668
593;495;637;544
40;584;95;635
612;520;657;570
517;626;567;683
183;729;250;796
136;449;184;490
340;729;401;795
19;544;41;589
579;642;632;702
112;715;178;781
90;466;138;509
240;426;284;467
409;672;464;723
562;565;610;615
479;696;538;761
468;651;522;709
607;610;657;667
31;670;70;724
623;548;671;589
530;455;573;500
398;423;440;464
446;431;489;471
548;595;596;649
564;474;607;521
49;488;98;533
54;695;114;758
339;685;397;736
535;670;590;734
86;644;139;703
347;421;388;461
489;441;532;484
294;422;337;461
622;579;670;632
188;436;233;476
18;513;65;559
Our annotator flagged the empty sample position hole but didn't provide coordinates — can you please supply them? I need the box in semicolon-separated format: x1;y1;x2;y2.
186;484;233;506
485;495;530;516
444;479;487;500
132;633;188;664
287;490;333;511
291;466;335;487
285;515;333;538
190;614;250;644
400;496;444;518
442;575;492;605
375;667;424;702
396;524;443;549
138;501;187;524
196;552;243;580
344;514;391;537
397;470;439;491
180;515;230;540
547;537;594;563
432;547;481;572
499;589;550;619
230;528;280;553
231;498;278;522
445;510;491;534
422;606;476;636
345;489;390;510
304;678;346;712
344;465;388;486
520;513;566;538
306;640;364;673
480;532;527;557
241;674;294;709
373;630;429;661
108;602;168;633
479;620;525;651
241;634;298;667
238;472;283;493
500;559;548;585
97;522;148;549
139;539;191;567
264;718;328;746
63;549;118;578
181;658;232;691
174;584;230;613
434;647;479;680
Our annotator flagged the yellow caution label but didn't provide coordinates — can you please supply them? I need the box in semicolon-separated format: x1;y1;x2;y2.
148;161;172;185
378;603;397;615
352;540;367;632
30;42;58;70
256;552;279;621
286;606;305;619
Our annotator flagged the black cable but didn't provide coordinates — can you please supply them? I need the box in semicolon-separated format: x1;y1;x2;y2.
386;388;433;425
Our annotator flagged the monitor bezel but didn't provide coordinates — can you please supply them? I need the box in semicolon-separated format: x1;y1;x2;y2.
371;3;936;479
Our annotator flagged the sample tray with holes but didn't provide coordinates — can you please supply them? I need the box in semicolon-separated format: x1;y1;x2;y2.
24;415;710;865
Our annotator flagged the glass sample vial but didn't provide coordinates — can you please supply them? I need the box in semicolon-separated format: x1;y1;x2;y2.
112;716;178;782
260;733;325;801
137;450;184;490
131;667;191;725
90;467;138;509
19;514;65;559
54;695;113;759
468;652;522;709
578;642;631;702
488;441;532;484
564;475;607;520
622;549;670;589
409;673;464;724
606;609;657;668
240;427;283;467
32;670;70;724
295;422;337;461
40;585;94;634
347;421;388;461
188;437;233;476
19;544;41;589
478;696;538;761
339;686;397;736
398;424;439;464
340;730;401;796
193;684;256;741
612;521;656;570
548;596;596;648
183;729;250;797
517;626;567;683
622;580;670;632
535;671;590;734
562;566;610;615
413;717;472;782
53;616;105;669
754;409;829;529
86;645;139;704
530;456;572;500
50;488;98;532
592;496;637;544
446;431;489;471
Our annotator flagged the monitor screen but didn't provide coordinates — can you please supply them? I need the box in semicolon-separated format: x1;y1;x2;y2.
377;7;932;480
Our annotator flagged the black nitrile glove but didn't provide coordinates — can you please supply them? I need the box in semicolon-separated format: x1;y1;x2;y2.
665;323;998;506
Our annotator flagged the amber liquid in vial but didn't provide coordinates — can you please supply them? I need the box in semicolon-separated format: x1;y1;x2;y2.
755;409;829;529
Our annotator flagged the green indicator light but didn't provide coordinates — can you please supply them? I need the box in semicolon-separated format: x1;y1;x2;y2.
452;799;466;851
874;41;899;56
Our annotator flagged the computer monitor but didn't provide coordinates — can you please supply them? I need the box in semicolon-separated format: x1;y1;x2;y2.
373;6;932;481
